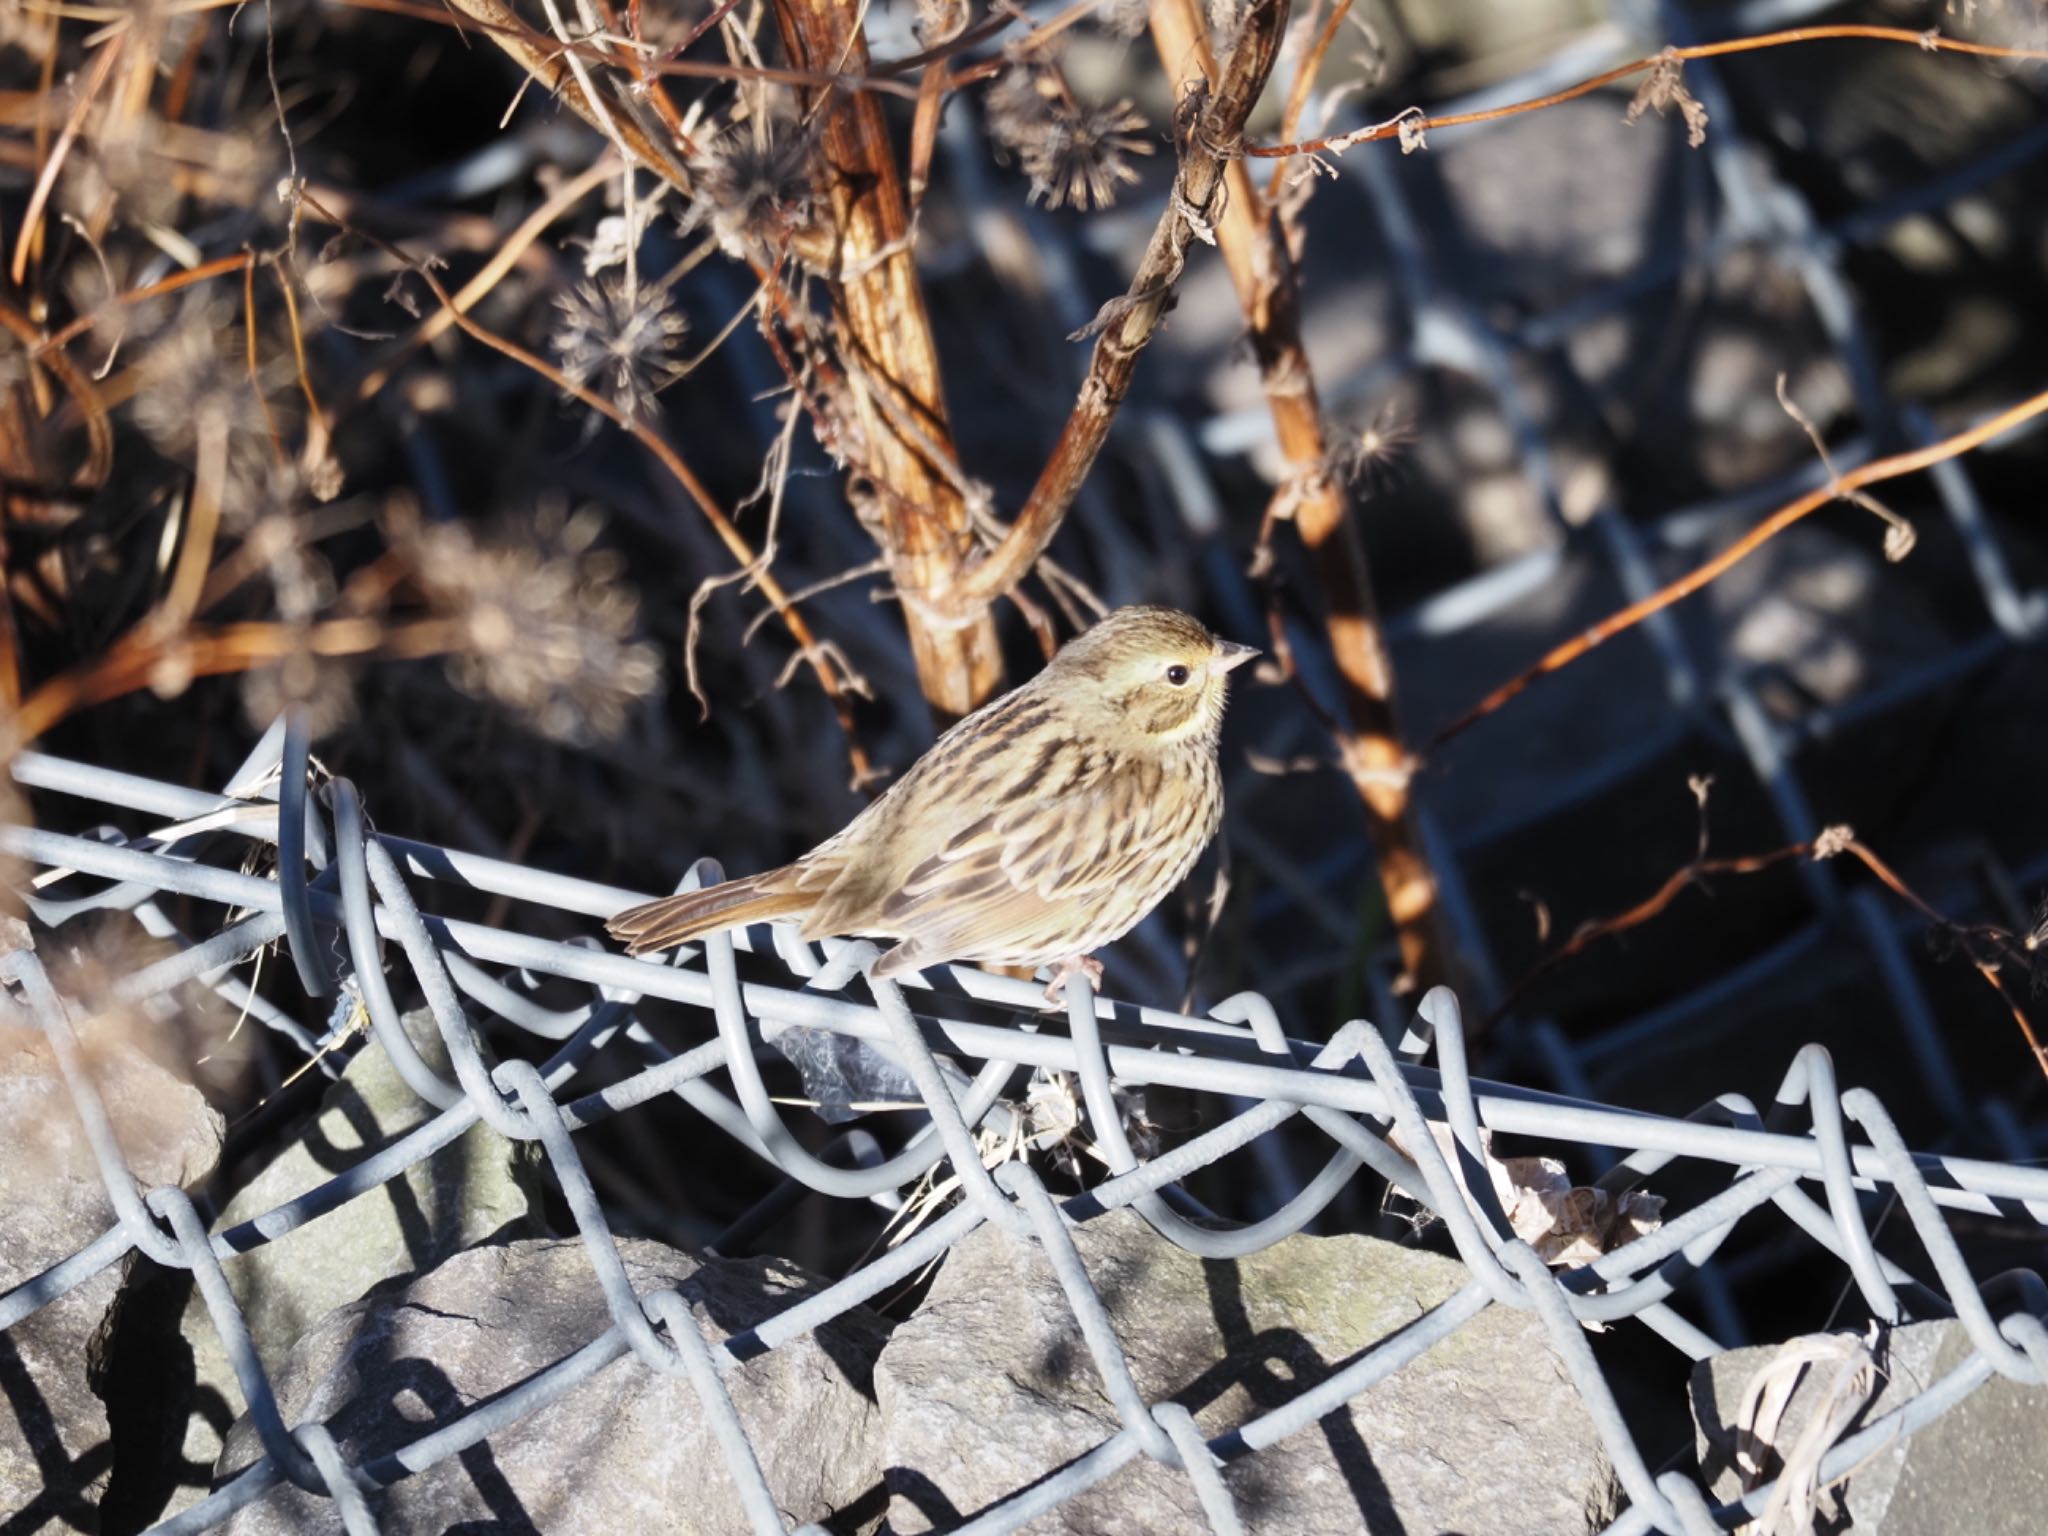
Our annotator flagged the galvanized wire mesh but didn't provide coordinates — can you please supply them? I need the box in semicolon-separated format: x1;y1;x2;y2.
5;718;2047;1535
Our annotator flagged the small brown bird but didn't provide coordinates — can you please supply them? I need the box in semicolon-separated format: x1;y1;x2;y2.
608;606;1256;996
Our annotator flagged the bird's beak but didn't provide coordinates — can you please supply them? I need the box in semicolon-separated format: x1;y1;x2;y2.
1211;639;1260;674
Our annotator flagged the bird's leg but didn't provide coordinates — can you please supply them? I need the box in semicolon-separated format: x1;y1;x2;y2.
1040;955;1105;1007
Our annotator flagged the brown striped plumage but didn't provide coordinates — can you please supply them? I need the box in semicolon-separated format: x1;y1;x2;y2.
606;606;1255;991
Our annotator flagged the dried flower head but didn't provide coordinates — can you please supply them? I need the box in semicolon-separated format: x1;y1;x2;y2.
550;275;688;424
917;0;971;47
682;112;820;261
131;299;289;517
242;641;357;739
1097;0;1151;38
1625;50;1709;148
132;303;258;457
1330;398;1415;495
986;51;1154;211
400;499;660;744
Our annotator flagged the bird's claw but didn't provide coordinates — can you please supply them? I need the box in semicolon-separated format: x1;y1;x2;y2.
1039;955;1105;1009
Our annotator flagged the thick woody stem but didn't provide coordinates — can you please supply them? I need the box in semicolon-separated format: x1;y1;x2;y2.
771;0;1004;721
1148;0;1447;993
942;0;1291;614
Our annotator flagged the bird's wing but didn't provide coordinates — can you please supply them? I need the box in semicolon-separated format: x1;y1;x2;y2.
870;761;1171;958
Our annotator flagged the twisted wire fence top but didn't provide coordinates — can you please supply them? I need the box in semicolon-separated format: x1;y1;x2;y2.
4;723;2046;1536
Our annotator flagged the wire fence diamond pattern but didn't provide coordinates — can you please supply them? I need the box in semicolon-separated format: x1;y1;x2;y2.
4;715;2047;1536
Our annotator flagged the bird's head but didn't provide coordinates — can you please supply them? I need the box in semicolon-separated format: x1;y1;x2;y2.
1048;606;1257;747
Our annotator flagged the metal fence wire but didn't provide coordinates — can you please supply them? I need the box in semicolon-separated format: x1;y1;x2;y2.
5;716;2048;1536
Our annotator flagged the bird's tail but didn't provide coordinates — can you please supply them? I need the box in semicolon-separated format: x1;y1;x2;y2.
606;872;812;956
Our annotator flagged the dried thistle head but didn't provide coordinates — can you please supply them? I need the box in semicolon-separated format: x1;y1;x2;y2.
131;299;289;516
550;275;688;424
682;110;821;262
986;49;1154;211
1096;0;1151;38
1329;397;1416;496
2027;895;2047;996
916;0;971;48
397;498;660;745
236;511;355;734
242;644;357;739
132;302;260;454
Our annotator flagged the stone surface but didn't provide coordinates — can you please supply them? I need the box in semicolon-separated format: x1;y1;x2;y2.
1692;1320;2048;1534
162;1007;543;1520
216;1236;890;1535
876;1210;1622;1535
0;1022;223;1533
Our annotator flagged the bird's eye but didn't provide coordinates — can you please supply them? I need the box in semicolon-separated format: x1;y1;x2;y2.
1165;664;1191;686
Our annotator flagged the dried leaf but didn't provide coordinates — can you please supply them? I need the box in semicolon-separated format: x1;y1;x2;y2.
1626;51;1709;148
1388;1121;1665;1270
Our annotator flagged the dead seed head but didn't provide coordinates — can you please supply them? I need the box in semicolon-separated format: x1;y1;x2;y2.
132;299;291;518
1812;825;1855;859
550;275;689;424
1329;398;1415;495
987;51;1154;212
1626;51;1709;148
401;499;660;745
917;0;972;48
242;642;357;738
682;116;821;262
133;302;258;457
1097;0;1152;39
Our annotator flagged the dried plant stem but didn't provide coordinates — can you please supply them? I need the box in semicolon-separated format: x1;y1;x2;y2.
946;0;1293;615
0;295;112;488
292;190;876;782
1431;382;2048;751
770;0;1004;721
1494;827;2048;1082
1834;837;2048;1082
357;0;921;101
1149;0;1444;992
12;617;466;743
1491;845;1809;1025
1278;0;1351;149
12;33;121;287
1246;26;2048;160
350;157;618;405
431;0;699;182
34;251;254;359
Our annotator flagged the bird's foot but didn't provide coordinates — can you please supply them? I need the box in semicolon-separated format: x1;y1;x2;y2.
1040;955;1105;1009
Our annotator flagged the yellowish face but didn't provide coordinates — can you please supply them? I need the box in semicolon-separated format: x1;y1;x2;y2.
1051;606;1258;744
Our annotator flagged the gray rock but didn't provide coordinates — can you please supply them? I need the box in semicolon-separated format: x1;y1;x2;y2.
216;1236;890;1534
1691;1320;2048;1534
165;1007;543;1518
0;1023;223;1532
876;1210;1622;1535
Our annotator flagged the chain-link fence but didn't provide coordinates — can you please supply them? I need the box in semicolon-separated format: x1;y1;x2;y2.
5;712;2047;1533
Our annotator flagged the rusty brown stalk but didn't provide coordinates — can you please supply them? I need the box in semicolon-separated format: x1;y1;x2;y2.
1147;0;1445;992
942;0;1292;616
770;0;1003;721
